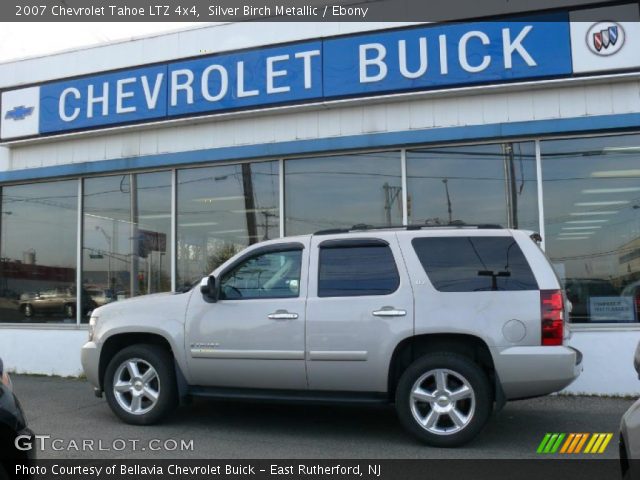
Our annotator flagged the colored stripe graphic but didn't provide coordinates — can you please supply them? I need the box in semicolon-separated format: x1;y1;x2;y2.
538;433;613;454
585;433;614;454
537;433;565;454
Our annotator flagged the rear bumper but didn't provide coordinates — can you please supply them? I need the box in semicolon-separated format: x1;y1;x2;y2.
493;345;582;400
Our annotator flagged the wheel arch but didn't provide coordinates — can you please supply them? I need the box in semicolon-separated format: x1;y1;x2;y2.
387;333;500;403
98;332;177;392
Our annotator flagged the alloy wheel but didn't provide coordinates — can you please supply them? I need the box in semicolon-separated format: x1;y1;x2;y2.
409;368;476;435
112;358;161;415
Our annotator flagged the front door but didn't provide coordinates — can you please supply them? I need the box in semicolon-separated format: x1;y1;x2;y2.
185;241;309;389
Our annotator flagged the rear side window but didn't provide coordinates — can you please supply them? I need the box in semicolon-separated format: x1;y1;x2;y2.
318;244;400;297
412;236;538;292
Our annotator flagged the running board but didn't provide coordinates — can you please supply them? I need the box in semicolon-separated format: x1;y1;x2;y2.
188;386;389;406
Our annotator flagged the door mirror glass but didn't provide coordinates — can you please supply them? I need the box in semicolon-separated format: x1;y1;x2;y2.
200;275;218;302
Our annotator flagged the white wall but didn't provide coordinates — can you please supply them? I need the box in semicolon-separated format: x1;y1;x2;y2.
0;326;638;396
565;329;640;396
0;328;87;377
5;76;640;172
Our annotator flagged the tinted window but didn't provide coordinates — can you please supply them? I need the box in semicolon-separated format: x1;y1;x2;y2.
318;245;399;297
220;250;302;300
412;237;538;292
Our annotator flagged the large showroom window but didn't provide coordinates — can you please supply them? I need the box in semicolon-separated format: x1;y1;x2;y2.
83;172;171;321
542;134;640;324
406;143;538;229
0;180;78;324
284;152;403;235
176;161;279;288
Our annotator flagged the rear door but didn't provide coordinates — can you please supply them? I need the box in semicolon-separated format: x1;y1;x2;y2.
305;233;414;392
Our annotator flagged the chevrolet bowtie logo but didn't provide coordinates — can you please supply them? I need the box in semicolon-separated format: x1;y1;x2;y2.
5;105;34;121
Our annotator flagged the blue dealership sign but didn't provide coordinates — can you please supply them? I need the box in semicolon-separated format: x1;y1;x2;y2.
323;13;571;96
2;13;576;140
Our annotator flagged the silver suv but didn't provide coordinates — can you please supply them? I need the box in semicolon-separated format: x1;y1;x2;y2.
81;225;582;447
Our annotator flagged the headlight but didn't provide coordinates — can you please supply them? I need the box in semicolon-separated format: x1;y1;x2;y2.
88;314;99;342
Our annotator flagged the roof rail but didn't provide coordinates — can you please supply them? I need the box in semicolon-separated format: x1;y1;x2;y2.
313;223;503;235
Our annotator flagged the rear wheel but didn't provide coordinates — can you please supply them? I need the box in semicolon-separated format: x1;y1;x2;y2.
395;353;492;447
104;344;177;425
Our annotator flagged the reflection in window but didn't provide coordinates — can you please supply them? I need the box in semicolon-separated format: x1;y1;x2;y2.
542;134;640;323
318;245;400;297
177;161;279;288
220;250;302;300
83;172;171;321
406;143;538;229
284;152;402;235
412;237;538;292
0;181;78;323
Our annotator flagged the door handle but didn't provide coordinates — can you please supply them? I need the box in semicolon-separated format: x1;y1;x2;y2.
372;307;407;317
268;310;299;320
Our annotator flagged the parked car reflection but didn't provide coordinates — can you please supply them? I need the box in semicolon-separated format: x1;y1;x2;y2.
18;287;97;319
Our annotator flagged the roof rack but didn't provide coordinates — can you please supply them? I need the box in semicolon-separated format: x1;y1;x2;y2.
313;223;503;235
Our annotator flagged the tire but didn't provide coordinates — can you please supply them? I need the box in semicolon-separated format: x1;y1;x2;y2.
395;353;492;447
104;344;177;425
22;304;33;318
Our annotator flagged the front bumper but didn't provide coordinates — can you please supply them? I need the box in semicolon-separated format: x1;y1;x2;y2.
80;341;100;390
493;345;582;400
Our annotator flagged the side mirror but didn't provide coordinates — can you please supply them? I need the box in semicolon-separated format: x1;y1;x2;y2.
200;275;218;302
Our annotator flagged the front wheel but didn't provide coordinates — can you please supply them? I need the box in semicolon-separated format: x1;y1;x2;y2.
395;353;492;447
104;344;177;425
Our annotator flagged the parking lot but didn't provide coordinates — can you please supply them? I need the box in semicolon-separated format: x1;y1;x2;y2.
11;375;632;460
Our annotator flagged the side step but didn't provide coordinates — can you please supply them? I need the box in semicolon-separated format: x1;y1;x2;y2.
188;386;389;406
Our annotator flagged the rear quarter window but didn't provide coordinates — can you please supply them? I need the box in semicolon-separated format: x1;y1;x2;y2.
412;236;538;292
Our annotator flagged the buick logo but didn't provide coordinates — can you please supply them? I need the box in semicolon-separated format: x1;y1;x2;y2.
586;22;625;56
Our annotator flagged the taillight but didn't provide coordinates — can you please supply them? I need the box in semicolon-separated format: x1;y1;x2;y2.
541;289;564;346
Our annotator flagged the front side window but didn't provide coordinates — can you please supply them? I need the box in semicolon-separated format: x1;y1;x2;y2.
219;250;302;300
318;244;400;297
412;236;538;292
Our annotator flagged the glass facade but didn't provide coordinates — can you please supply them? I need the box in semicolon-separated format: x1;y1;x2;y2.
0;180;78;323
1;133;639;326
406;143;538;229
542;134;640;324
82;172;171;321
284;152;402;235
176;161;279;289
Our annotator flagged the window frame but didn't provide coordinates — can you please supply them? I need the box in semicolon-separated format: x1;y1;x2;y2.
317;239;401;298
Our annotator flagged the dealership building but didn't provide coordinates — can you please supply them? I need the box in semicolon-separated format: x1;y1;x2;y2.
1;5;640;395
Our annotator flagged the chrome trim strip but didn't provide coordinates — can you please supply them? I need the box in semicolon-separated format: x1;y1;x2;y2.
308;351;368;361
190;349;305;360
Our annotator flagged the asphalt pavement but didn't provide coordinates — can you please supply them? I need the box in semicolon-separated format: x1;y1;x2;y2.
11;375;633;460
